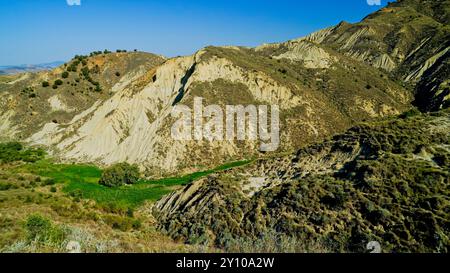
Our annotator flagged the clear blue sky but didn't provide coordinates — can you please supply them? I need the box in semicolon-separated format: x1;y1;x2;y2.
0;0;388;65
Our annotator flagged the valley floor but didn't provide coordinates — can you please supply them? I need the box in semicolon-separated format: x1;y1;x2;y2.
0;159;249;253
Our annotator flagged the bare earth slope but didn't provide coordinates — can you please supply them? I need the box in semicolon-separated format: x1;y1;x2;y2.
300;0;450;111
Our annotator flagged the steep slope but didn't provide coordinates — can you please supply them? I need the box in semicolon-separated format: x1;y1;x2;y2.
154;109;450;252
254;0;449;111
296;0;450;111
0;52;166;141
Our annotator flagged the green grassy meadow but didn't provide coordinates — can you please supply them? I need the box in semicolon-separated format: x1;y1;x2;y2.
19;159;251;208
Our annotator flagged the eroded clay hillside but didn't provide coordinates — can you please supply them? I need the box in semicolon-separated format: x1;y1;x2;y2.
0;51;165;140
0;45;411;177
302;0;450;111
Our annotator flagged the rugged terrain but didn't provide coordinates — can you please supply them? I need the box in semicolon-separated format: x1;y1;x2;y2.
0;0;449;253
2;12;429;176
1;45;411;176
2;2;448;177
152;0;450;252
154;109;450;252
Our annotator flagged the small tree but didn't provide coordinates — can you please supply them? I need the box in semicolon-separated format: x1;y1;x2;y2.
54;79;63;86
94;84;102;92
62;71;69;79
24;214;52;242
99;163;140;188
42;81;50;87
24;214;66;244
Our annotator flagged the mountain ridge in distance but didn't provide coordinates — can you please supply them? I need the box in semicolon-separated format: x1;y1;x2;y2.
0;61;65;75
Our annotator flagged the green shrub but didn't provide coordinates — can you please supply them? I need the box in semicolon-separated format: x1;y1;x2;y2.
0;183;13;191
67;65;77;72
54;79;63;86
400;108;421;119
24;214;67;244
42;81;50;87
0;142;46;163
62;71;69;79
94;84;102;92
99;162;140;188
115;72;121;77
104;215;136;231
81;67;90;79
43;178;56;186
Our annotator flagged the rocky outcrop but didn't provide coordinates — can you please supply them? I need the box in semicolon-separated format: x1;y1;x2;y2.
301;0;450;111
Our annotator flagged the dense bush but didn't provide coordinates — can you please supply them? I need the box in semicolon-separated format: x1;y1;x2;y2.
54;79;63;86
103;215;142;231
42;81;50;87
21;87;34;94
81;67;90;79
399;108;421;119
0;142;45;163
24;214;67;244
67;65;77;72
62;71;69;79
99;163;140;188
94;84;102;92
